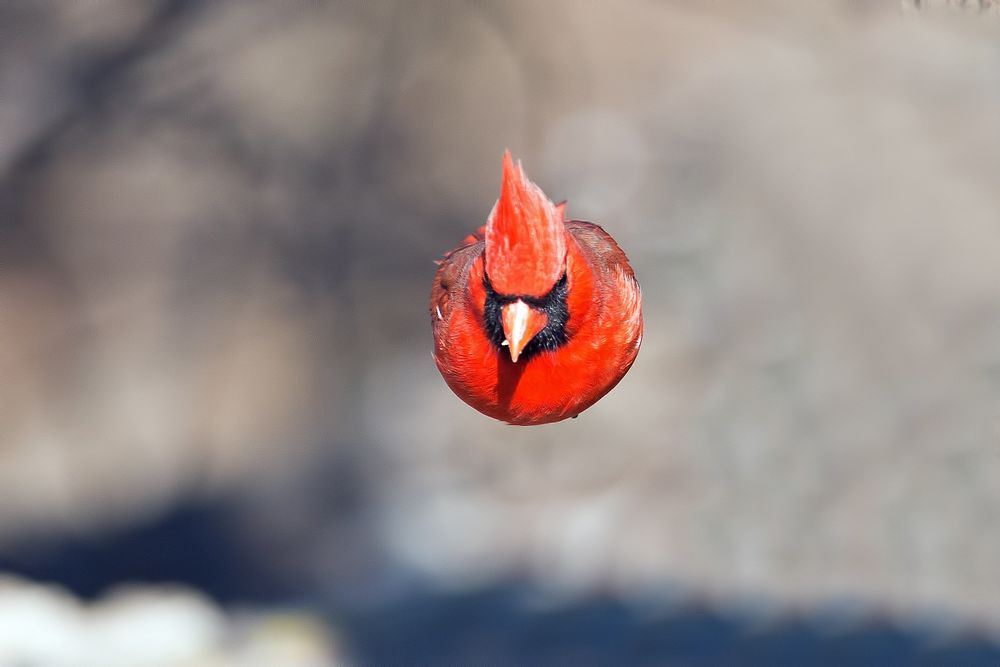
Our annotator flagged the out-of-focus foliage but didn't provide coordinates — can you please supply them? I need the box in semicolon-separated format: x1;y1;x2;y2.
3;0;1000;658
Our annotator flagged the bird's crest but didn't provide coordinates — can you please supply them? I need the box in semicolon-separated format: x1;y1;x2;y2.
485;151;567;298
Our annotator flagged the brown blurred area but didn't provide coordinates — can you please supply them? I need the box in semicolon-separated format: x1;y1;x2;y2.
3;0;1000;655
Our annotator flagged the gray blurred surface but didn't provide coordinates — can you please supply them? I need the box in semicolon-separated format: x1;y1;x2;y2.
3;0;1000;645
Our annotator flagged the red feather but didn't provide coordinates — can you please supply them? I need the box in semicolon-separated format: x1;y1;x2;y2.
485;151;567;298
430;152;643;425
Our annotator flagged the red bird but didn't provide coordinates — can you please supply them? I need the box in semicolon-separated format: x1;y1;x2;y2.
431;151;643;425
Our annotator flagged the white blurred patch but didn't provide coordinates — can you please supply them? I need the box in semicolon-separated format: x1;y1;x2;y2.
0;578;341;666
89;587;226;666
0;577;86;666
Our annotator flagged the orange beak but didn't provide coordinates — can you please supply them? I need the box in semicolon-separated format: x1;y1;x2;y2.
500;299;548;363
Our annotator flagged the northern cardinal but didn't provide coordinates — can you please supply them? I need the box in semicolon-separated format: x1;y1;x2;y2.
430;151;643;425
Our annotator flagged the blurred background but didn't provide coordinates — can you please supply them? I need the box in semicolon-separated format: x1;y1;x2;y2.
3;0;1000;663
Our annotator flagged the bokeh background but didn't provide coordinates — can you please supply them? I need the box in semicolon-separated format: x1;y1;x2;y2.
3;0;1000;663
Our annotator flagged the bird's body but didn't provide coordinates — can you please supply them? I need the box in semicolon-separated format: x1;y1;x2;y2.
430;153;643;425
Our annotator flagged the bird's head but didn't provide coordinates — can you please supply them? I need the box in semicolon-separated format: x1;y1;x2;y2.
484;151;569;363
